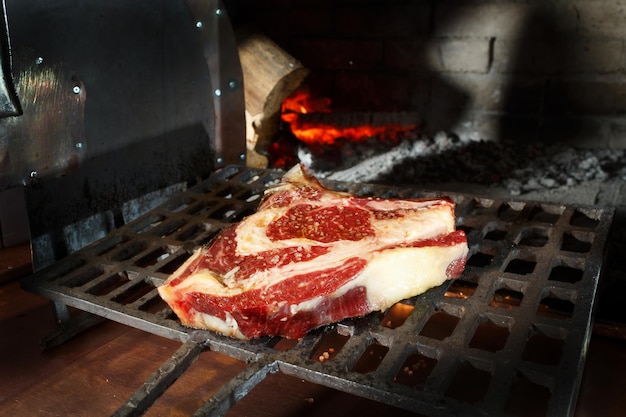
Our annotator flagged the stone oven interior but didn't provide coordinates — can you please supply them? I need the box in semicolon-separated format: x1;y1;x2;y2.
233;1;624;186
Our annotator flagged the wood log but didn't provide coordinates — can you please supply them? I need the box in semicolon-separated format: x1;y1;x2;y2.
237;28;309;167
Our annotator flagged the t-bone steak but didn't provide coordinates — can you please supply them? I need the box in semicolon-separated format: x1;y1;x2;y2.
158;165;469;340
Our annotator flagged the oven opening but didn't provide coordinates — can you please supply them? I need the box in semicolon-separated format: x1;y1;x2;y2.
236;0;626;199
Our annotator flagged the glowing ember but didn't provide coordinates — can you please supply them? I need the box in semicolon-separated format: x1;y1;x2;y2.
291;122;415;145
281;88;419;146
281;87;331;124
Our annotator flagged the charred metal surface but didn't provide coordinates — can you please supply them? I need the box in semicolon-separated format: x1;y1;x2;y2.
22;165;613;417
41;309;106;349
185;0;246;167
0;0;20;117
0;55;86;190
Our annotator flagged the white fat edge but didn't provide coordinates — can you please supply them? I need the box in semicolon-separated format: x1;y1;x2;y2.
280;241;469;317
371;207;456;244
359;242;470;312
288;296;324;317
167;268;234;296
190;310;247;340
363;197;451;211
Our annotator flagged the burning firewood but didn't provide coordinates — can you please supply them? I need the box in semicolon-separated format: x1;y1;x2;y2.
237;27;309;167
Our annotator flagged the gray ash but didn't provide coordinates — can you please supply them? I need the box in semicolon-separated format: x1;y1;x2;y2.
299;133;626;196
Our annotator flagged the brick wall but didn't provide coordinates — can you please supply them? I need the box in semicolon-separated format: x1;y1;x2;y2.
233;0;626;148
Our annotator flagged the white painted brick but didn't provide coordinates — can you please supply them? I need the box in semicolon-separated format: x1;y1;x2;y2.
426;38;492;73
440;74;544;112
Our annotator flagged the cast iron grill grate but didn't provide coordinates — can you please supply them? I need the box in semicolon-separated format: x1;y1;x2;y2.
21;165;613;417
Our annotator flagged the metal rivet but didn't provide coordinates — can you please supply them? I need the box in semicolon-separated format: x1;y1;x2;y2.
72;85;81;94
216;156;224;165
195;21;203;29
228;80;238;90
239;153;246;161
74;141;84;150
215;8;223;16
214;88;222;97
35;57;44;65
30;170;38;179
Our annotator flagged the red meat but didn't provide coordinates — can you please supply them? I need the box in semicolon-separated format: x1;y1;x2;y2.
158;165;468;339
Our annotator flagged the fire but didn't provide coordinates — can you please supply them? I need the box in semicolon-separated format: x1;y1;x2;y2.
281;87;418;146
291;124;413;145
281;88;331;124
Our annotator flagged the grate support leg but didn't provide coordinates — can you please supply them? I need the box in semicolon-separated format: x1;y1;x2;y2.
192;360;279;417
42;305;106;348
112;340;205;417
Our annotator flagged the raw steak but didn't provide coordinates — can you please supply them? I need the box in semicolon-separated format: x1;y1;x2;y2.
158;165;468;340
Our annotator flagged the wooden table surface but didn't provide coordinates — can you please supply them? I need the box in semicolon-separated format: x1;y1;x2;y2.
1;244;626;417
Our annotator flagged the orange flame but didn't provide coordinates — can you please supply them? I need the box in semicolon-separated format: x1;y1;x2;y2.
281;88;417;146
281;88;331;124
291;124;414;145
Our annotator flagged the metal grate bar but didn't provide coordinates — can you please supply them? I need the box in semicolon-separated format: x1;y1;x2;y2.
21;165;614;417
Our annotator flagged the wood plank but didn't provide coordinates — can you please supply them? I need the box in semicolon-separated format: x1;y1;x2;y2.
0;242;32;284
144;351;246;416
0;280;128;402
0;327;180;416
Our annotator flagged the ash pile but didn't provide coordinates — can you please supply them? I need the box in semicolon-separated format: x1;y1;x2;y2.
299;133;626;197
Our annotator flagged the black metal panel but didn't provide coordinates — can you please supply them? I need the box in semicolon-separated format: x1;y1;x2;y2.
3;0;245;267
